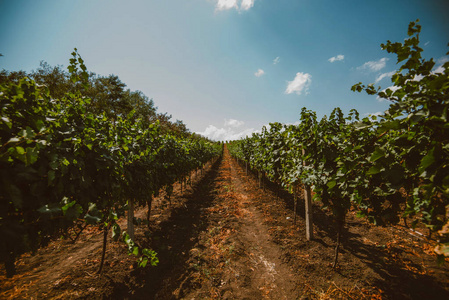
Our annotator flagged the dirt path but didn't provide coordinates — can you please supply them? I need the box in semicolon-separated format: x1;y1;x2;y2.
221;154;299;299
134;147;300;299
180;148;299;299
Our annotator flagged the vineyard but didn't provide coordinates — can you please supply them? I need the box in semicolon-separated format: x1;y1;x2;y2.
0;50;222;279
1;21;449;299
228;21;449;267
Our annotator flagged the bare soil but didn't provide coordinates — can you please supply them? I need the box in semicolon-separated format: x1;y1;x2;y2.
1;147;449;299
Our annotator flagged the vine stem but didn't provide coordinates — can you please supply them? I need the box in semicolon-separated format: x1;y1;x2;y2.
128;198;135;241
333;218;344;269
97;224;109;275
146;195;153;229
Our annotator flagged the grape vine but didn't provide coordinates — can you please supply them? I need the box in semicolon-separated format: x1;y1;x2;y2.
0;49;222;277
229;20;449;266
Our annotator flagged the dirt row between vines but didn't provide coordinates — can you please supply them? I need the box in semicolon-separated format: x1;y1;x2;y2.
2;147;449;299
0;158;219;299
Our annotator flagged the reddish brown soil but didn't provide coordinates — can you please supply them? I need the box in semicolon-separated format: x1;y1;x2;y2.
1;148;449;299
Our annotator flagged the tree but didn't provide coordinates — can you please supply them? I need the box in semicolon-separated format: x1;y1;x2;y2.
87;74;130;119
123;89;157;126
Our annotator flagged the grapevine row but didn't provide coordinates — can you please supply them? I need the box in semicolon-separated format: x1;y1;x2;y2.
0;50;222;277
228;20;449;266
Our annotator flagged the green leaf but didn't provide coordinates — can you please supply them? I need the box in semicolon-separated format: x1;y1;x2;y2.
141;248;159;266
48;170;55;185
7;137;20;144
61;199;83;221
327;180;337;189
16;146;25;155
38;204;62;215
49;159;58;170
408;110;426;124
61;198;74;213
26;147;39;165
1;116;12;128
367;165;382;175
370;148;385;162
112;223;121;241
62;158;70;166
36;119;45;132
122;232;131;244
85;213;101;224
65;204;82;221
356;211;366;218
139;257;148;268
380;119;401;130
23;126;34;139
419;148;435;174
435;243;449;257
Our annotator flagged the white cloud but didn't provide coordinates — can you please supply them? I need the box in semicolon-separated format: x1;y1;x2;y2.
328;54;344;63
216;0;238;11
412;74;424;81
197;118;255;141
273;56;280;65
241;0;254;10
290;121;301;126
437;56;449;65
433;56;449;74
254;69;265;77
358;58;388;72
198;125;227;140
363;111;383;117
215;0;254;11
375;71;396;83
224;118;244;128
285;72;312;95
434;65;446;74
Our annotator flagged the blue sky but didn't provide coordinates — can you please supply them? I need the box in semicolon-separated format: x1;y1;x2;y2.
1;0;448;141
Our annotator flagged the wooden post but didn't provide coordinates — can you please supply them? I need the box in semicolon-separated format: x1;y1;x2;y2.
262;172;265;192
302;148;313;241
127;198;134;240
293;184;298;224
146;195;153;228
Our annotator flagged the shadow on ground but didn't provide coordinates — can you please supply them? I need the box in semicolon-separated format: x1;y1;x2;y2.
233;160;449;300
118;158;223;299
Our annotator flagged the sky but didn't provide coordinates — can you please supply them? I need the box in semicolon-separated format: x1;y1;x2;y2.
1;0;448;141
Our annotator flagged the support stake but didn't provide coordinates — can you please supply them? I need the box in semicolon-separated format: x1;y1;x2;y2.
127;198;134;241
303;148;313;241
